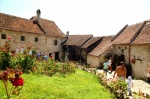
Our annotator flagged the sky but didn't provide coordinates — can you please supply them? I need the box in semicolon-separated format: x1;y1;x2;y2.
0;0;150;37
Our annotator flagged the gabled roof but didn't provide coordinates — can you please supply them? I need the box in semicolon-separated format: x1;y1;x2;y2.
81;37;102;48
112;22;144;44
0;12;65;37
63;35;93;47
88;36;114;56
30;17;65;37
131;21;150;44
0;12;43;34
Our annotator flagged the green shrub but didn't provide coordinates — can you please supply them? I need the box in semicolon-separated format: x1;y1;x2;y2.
34;60;75;77
18;54;36;72
0;52;12;70
99;76;127;99
108;79;127;99
0;40;12;70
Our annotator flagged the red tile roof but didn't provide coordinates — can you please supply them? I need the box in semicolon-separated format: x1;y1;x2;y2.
131;21;150;44
30;17;65;37
63;35;93;47
0;12;65;37
0;12;43;34
88;36;114;56
81;37;102;48
112;22;144;44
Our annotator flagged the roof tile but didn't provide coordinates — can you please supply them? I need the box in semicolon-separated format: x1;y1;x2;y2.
30;17;65;37
132;21;150;44
81;37;102;48
63;35;93;47
0;12;43;34
112;22;144;44
89;36;114;56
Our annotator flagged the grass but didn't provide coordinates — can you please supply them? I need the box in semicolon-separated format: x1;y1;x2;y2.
0;69;116;99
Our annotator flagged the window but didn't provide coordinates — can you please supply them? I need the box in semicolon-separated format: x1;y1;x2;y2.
35;37;38;42
21;36;25;41
54;40;57;45
1;34;6;39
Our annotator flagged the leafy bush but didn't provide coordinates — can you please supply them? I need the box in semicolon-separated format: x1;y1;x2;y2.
0;52;12;70
18;54;36;72
107;79;127;99
98;75;127;99
34;60;76;77
0;40;12;70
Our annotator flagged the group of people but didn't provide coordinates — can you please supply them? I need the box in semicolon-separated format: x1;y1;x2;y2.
36;52;53;60
103;58;133;96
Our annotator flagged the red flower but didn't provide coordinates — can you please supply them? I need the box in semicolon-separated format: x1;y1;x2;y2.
11;78;24;86
7;36;11;40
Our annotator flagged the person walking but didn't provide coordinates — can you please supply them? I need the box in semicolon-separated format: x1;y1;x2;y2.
113;61;126;81
103;59;109;78
127;76;133;96
108;57;112;73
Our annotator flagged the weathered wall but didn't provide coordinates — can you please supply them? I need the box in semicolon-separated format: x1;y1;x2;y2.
130;44;150;79
0;30;64;59
114;45;129;64
87;48;112;68
87;55;99;67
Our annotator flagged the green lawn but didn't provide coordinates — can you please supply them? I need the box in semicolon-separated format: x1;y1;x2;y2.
0;69;116;99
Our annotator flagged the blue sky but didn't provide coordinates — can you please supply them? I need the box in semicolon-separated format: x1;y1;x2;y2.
0;0;150;36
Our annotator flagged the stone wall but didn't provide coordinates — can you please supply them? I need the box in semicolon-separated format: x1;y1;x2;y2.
114;45;129;64
87;48;112;68
130;44;150;79
0;30;65;59
87;54;99;67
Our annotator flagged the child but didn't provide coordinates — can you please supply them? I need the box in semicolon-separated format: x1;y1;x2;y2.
127;76;133;96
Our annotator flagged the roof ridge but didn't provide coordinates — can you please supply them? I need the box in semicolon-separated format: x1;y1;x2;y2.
0;12;30;21
30;16;54;22
111;24;128;42
130;21;146;43
34;21;47;34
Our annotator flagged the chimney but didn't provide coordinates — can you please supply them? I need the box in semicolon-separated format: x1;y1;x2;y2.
36;9;41;21
66;31;69;39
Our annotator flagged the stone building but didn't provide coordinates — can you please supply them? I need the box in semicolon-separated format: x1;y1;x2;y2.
62;34;93;61
0;10;65;60
80;37;102;64
87;36;113;68
111;20;150;79
130;21;150;79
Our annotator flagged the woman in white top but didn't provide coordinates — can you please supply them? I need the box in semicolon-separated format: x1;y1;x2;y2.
108;58;112;73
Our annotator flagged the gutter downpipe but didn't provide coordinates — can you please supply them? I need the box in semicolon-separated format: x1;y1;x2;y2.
129;44;131;65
